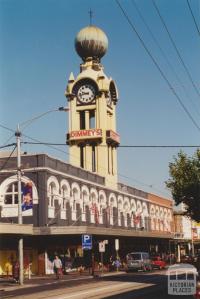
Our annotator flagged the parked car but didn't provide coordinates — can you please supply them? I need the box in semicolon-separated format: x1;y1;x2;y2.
180;255;194;264
126;252;152;272
151;256;166;270
194;278;200;299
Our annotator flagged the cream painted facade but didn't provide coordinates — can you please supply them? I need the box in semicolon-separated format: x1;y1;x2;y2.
65;58;119;189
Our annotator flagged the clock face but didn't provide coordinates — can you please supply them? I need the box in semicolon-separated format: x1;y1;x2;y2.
77;84;96;104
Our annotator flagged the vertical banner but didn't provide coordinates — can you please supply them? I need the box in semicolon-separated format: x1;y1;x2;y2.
22;181;33;211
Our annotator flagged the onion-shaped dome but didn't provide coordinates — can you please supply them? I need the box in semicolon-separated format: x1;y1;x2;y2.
75;26;108;61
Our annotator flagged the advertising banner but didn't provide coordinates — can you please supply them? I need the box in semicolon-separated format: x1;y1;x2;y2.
22;182;33;211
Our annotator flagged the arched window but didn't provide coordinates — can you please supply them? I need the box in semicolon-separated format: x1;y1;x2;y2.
82;191;88;212
72;189;78;211
4;181;26;205
49;182;56;207
61;185;68;209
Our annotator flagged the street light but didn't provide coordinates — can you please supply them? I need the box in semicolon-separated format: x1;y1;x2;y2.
15;106;69;285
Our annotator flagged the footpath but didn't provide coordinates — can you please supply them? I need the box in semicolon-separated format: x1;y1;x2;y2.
0;270;123;293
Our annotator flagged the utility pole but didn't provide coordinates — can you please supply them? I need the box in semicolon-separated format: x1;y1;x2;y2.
15;125;23;285
14;107;69;284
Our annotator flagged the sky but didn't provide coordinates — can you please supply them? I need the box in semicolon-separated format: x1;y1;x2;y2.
0;0;200;199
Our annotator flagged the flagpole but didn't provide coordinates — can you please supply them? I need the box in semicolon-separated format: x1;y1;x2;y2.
15;124;24;285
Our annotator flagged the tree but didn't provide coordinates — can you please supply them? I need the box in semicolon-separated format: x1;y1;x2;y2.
166;149;200;222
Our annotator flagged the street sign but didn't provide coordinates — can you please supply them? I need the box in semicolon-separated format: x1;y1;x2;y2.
99;241;105;252
82;234;92;250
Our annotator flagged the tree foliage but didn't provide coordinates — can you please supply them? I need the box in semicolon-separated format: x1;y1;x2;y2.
166;149;200;222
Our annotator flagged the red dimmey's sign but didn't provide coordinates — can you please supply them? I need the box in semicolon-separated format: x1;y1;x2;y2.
106;130;120;144
69;129;102;140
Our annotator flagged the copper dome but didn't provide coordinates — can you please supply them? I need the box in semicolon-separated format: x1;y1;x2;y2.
75;26;108;61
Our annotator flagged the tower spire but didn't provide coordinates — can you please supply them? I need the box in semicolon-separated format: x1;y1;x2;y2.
88;9;93;26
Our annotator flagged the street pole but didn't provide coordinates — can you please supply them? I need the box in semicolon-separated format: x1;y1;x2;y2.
91;251;95;277
101;251;103;275
15;125;24;285
14;107;69;285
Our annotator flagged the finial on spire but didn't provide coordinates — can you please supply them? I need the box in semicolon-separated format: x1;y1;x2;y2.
88;9;93;26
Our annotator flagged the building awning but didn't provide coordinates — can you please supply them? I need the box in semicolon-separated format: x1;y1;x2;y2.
0;223;33;235
33;226;173;239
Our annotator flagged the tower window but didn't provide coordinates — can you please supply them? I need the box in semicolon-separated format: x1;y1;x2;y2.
89;110;95;128
80;146;84;168
111;147;114;175
108;146;110;174
92;145;96;172
80;111;86;129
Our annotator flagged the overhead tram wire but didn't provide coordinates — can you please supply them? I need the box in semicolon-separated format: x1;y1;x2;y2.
186;0;200;37
19;135;170;197
0;123;17;149
22;139;171;198
22;141;200;148
115;0;200;133
152;0;200;99
131;0;200;117
0;145;17;171
0;122;170;199
117;172;171;198
0;143;16;150
0;123;15;133
0;129;171;198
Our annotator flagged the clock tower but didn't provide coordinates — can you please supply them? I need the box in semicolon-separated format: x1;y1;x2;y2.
65;25;120;189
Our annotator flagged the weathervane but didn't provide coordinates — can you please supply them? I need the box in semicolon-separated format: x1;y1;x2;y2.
89;9;93;26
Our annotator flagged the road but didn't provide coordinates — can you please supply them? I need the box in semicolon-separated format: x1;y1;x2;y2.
0;270;195;299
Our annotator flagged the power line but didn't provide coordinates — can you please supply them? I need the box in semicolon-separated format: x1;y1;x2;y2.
131;0;200;117
118;145;200;148
0;145;17;171
22;141;200;148
186;0;200;36
22;133;69;156
0;116;171;197
115;0;200;133
0;123;15;133
1;134;170;198
22;138;170;196
152;0;200;99
0;143;16;149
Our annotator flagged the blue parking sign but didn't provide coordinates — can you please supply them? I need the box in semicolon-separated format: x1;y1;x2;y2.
82;234;92;250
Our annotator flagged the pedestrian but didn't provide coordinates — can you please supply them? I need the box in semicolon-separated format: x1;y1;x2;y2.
53;255;62;279
109;255;114;272
12;260;19;283
114;258;121;271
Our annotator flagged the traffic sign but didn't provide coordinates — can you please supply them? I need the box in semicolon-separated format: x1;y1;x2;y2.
82;234;92;250
99;241;105;252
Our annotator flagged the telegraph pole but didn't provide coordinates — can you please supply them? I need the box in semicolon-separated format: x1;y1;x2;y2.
15;125;23;285
14;107;69;285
